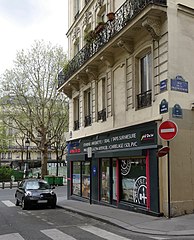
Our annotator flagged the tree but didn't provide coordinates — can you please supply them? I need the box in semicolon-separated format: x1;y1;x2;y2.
0;40;69;177
0;123;10;165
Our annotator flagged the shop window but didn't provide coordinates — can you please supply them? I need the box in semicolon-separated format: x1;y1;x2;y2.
72;162;81;196
101;159;110;202
136;52;152;109
73;96;80;131
82;162;90;198
120;158;146;206
97;78;106;122
84;88;92;127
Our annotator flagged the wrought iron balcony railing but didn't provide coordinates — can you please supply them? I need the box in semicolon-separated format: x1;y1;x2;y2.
58;0;166;88
137;90;152;109
97;108;107;122
84;114;92;127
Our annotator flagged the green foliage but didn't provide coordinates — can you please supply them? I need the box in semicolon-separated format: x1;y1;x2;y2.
0;40;69;178
84;30;97;43
0;123;10;153
0;166;13;182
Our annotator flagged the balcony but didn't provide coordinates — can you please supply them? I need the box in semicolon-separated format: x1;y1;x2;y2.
58;0;167;89
137;90;152;109
84;115;92;127
97;109;107;122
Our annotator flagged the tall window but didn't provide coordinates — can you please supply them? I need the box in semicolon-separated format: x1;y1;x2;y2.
137;52;152;109
140;53;152;93
97;78;106;121
84;88;92;127
73;96;79;130
74;0;80;19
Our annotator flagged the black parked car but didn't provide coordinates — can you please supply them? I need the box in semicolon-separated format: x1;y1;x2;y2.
15;179;57;210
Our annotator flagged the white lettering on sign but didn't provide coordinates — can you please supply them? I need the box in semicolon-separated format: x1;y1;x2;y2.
161;128;175;133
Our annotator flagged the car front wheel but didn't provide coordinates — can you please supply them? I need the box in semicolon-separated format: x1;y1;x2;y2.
50;202;56;209
21;199;28;210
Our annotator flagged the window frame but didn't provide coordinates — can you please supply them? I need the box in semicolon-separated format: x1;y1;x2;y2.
135;47;153;110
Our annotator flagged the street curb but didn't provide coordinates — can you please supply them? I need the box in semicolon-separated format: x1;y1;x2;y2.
57;203;194;237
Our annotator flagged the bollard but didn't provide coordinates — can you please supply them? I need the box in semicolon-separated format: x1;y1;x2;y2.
2;182;4;189
10;181;12;189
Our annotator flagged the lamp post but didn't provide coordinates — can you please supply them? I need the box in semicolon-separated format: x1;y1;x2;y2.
56;141;60;177
24;138;30;178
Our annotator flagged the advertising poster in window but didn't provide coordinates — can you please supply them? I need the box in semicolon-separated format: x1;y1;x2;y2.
121;158;146;206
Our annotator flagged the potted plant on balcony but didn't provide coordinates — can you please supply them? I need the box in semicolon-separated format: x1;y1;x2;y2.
95;21;106;34
106;12;115;21
84;30;96;44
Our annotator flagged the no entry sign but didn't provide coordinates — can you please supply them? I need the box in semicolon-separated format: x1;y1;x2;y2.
158;120;178;141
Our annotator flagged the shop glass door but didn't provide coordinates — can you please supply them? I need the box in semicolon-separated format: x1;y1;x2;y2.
112;159;117;201
101;159;110;202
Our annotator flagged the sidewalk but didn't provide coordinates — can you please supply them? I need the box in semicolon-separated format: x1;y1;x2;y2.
55;186;194;237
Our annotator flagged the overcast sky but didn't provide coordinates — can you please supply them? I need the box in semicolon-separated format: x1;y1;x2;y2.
0;0;68;75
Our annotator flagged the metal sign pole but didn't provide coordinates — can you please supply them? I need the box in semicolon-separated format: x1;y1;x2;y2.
167;140;171;219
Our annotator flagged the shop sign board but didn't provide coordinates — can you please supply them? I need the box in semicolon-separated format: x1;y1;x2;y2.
68;122;157;155
158;120;178;141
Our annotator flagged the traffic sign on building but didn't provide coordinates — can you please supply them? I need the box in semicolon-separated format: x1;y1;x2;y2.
158;120;178;141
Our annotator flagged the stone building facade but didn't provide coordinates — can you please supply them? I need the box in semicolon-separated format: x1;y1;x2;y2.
59;0;194;217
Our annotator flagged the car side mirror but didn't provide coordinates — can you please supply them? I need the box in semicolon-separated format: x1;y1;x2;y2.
52;186;55;190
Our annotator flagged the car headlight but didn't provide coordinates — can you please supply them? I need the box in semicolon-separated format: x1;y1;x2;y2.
25;191;32;197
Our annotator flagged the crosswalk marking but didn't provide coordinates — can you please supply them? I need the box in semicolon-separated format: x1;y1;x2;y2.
41;229;77;240
150;237;169;240
79;225;131;240
0;233;24;240
2;200;15;207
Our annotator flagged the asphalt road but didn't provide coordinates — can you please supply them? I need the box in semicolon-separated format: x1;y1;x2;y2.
0;188;192;240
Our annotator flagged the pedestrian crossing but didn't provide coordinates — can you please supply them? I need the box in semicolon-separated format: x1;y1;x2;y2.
2;200;15;207
0;226;176;240
0;233;25;240
0;200;174;240
79;225;130;240
0;226;133;240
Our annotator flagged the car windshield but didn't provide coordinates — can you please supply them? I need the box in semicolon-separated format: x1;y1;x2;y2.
26;181;50;190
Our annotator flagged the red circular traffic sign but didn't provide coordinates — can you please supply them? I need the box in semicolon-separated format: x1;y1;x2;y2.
158;120;178;141
157;146;170;157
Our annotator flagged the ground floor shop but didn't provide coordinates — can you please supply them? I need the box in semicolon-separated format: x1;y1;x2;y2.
67;121;161;216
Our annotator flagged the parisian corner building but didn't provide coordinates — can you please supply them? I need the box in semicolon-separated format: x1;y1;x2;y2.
58;0;194;218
